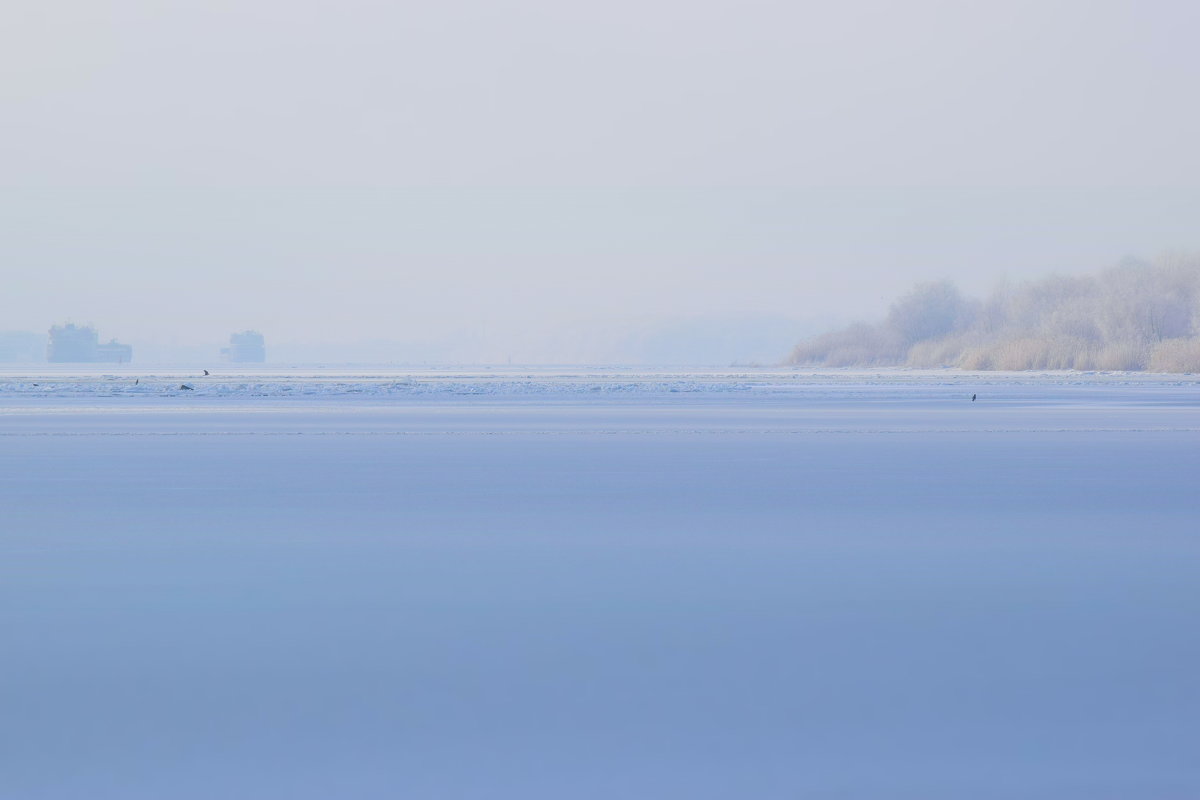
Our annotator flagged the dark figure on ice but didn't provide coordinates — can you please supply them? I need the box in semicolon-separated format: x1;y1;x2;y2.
180;384;194;391
972;393;977;401
203;370;210;376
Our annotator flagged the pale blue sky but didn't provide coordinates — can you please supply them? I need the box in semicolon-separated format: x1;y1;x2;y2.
3;0;1198;361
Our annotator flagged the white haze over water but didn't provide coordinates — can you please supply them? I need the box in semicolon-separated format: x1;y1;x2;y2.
4;0;1200;363
5;189;1200;364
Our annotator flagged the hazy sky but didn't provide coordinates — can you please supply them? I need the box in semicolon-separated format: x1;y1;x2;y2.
3;0;1199;362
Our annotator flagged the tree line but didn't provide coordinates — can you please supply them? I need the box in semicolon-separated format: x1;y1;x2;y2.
789;255;1200;372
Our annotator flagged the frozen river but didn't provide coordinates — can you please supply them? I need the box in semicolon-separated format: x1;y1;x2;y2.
2;369;1198;798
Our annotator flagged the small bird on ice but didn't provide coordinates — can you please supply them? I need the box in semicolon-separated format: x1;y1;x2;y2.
203;370;209;376
971;393;977;401
180;384;194;391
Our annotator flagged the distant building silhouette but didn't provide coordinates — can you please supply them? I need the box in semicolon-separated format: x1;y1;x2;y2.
222;331;266;363
47;324;134;363
96;339;134;363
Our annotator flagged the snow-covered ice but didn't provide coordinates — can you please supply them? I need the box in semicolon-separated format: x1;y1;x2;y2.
2;368;1198;799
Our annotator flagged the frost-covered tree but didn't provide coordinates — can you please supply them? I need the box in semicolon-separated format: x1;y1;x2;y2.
787;255;1200;371
885;280;974;346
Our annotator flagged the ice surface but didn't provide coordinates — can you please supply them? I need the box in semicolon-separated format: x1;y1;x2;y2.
2;369;1198;799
